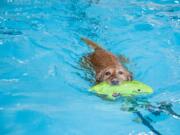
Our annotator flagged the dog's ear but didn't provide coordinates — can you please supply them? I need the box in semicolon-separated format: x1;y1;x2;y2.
117;55;129;64
96;71;104;82
129;72;133;80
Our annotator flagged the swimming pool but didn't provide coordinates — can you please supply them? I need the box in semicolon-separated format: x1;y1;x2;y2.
0;0;180;135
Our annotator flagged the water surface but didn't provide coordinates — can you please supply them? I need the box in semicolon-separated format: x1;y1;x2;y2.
0;0;180;135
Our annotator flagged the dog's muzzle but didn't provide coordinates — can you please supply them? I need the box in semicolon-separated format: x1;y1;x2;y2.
111;79;119;85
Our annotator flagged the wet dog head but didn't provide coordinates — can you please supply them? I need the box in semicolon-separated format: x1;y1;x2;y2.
96;65;132;85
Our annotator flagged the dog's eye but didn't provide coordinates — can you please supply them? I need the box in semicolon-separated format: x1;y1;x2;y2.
105;71;111;76
118;71;123;75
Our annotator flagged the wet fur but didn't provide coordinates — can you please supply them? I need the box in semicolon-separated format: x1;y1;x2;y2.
81;37;132;85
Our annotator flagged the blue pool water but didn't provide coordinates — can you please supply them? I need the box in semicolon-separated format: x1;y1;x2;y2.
0;0;180;135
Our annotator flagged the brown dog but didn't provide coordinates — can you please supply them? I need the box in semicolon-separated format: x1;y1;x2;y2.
81;37;132;85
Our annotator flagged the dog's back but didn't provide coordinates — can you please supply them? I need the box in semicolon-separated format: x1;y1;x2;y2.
81;37;119;72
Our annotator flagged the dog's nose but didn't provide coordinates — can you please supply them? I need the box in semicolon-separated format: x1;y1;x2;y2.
111;80;119;85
